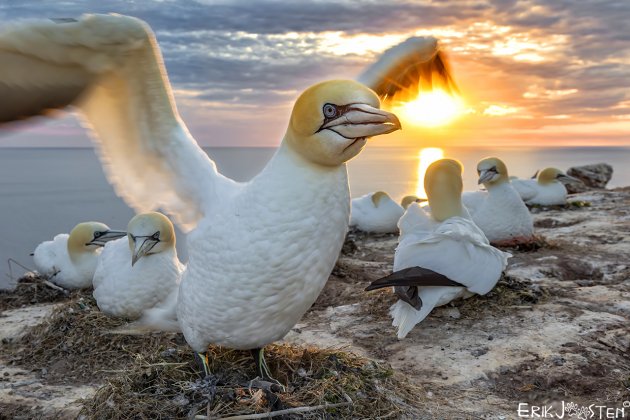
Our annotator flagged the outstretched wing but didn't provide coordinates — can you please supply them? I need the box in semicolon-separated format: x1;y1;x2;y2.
357;36;457;101
0;14;232;231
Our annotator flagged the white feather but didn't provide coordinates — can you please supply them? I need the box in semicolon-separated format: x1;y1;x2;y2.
32;234;99;289
391;203;511;338
92;238;184;320
350;192;404;233
511;178;568;205
462;182;534;244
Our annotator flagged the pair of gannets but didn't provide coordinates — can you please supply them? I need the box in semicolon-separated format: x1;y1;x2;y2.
512;168;576;206
462;157;535;245
367;159;511;338
0;14;454;382
93;212;183;320
33;222;126;289
350;193;425;233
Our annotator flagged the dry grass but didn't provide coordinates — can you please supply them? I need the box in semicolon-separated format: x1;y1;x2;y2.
1;295;183;385
81;343;423;419
0;273;81;312
80;342;423;419
458;274;548;318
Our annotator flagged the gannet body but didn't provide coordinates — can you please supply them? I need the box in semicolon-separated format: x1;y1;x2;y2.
33;222;125;289
350;191;404;233
512;168;575;206
93;212;184;319
462;157;534;245
367;160;511;338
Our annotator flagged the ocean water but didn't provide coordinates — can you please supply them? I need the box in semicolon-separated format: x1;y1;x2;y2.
1;146;628;288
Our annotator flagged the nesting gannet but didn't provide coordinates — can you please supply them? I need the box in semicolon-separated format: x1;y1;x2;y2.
350;191;404;233
366;159;511;339
93;212;184;319
32;222;126;289
512;168;577;206
462;157;535;245
400;195;423;209
0;14;456;384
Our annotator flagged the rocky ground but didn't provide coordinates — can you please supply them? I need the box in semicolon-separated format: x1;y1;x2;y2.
1;188;629;419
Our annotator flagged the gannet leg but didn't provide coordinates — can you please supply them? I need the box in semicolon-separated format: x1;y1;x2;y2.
194;352;211;378
250;347;285;392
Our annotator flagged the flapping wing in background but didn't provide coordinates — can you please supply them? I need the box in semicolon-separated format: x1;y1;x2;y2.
357;36;458;102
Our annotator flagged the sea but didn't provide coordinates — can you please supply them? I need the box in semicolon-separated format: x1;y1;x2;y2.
1;145;629;288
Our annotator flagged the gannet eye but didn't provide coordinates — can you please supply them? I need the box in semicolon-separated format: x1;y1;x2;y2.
152;232;160;240
94;231;103;237
323;103;337;118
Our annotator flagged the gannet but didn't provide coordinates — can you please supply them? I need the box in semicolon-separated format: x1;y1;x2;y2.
32;222;126;289
511;167;577;206
350;191;404;233
0;14;458;383
366;159;511;339
0;14;427;383
93;212;184;319
400;195;423;209
462;157;535;245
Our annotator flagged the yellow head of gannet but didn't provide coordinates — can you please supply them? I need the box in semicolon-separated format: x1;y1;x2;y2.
371;191;391;207
400;195;422;209
536;167;574;185
476;157;509;186
286;80;401;167
425;158;464;222
67;222;126;263
127;212;176;266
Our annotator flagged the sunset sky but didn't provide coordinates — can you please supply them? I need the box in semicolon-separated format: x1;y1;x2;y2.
1;0;629;148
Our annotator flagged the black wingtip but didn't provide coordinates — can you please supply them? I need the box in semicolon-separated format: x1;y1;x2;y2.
365;266;466;291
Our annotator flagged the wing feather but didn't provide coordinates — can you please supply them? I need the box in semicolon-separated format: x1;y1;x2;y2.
358;36;458;100
0;14;232;231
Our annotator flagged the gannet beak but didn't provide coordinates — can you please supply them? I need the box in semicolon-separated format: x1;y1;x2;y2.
131;237;160;266
478;169;496;185
320;103;401;139
558;174;579;182
87;230;127;246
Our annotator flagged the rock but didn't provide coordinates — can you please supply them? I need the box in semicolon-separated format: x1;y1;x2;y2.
562;177;589;194
567;163;613;189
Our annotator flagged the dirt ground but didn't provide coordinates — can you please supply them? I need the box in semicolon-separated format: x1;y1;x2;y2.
1;188;629;419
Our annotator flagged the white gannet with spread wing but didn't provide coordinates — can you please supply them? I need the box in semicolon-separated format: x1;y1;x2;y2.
93;212;183;319
511;167;576;206
0;14;456;382
462;157;534;246
366;159;511;339
350;191;404;233
32;222;126;289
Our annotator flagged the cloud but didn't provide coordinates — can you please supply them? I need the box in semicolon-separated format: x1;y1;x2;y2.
1;0;629;146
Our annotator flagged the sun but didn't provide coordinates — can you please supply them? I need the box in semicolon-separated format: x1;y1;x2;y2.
395;89;464;127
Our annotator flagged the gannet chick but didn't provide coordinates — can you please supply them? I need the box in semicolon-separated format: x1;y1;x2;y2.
93;212;183;319
0;15;405;386
512;168;577;206
462;157;534;245
366;159;511;339
350;191;404;233
400;195;424;209
33;222;126;289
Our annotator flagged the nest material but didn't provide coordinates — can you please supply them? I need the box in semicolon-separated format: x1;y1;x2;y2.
2;295;184;385
81;343;423;419
2;295;422;418
0;273;81;312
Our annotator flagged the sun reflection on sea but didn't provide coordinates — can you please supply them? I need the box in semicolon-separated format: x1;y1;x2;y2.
416;147;445;198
